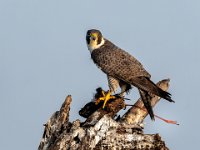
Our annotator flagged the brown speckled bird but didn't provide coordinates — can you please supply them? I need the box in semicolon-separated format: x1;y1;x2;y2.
86;29;174;120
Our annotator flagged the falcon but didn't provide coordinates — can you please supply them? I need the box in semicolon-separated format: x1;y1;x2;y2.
86;29;174;120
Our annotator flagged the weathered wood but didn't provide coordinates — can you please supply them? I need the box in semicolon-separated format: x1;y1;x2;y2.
38;95;72;150
38;79;172;150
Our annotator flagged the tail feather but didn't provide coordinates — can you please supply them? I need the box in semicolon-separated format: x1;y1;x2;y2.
156;87;174;102
139;90;155;120
147;78;174;103
131;77;174;103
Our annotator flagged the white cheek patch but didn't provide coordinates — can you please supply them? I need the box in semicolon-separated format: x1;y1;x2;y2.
97;38;105;48
87;38;105;53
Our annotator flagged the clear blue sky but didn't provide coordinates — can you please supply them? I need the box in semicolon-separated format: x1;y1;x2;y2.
1;0;199;149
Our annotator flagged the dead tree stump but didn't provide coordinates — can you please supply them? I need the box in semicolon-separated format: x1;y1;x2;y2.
38;79;173;150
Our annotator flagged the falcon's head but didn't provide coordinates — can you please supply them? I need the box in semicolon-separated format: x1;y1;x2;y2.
86;29;105;52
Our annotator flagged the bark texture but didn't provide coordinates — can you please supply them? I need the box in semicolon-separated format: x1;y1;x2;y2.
38;79;172;150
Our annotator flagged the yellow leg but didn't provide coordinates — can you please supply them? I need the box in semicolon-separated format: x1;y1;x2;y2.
95;90;106;105
95;90;115;108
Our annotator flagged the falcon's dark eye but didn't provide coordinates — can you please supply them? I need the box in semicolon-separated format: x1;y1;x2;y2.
92;37;96;41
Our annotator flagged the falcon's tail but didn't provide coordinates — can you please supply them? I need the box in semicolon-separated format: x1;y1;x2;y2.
139;90;155;120
131;77;174;103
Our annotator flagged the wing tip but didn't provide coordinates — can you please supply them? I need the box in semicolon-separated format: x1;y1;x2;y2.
160;90;175;103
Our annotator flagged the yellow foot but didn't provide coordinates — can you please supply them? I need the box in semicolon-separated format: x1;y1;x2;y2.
95;90;115;108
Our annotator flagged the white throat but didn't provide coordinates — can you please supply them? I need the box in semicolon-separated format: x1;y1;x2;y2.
88;38;105;53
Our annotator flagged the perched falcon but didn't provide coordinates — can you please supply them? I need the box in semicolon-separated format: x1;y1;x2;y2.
86;29;174;120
